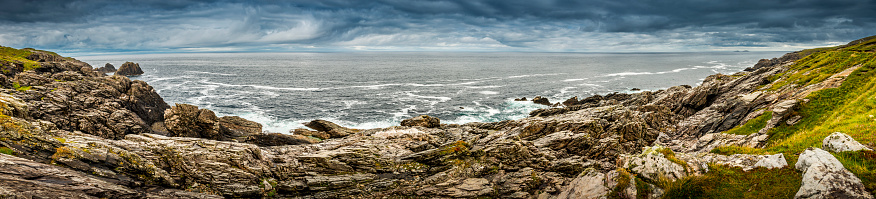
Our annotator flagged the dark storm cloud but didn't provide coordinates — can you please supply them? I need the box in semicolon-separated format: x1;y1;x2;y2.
0;0;873;53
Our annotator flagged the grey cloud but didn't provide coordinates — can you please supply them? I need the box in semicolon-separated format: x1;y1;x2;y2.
0;0;873;54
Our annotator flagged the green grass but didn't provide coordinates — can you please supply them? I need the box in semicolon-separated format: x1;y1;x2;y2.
0;46;40;71
834;150;876;193
662;164;802;199
724;111;772;136
707;36;876;195
0;146;13;155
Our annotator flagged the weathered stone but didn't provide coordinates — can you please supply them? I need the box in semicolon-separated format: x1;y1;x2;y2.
291;128;330;140
400;115;440;128
114;62;144;76
620;146;687;182
532;96;551;106
557;169;608;199
795;147;873;199
245;133;320;146
304;119;356;138
822;132;872;153
95;63;117;73
753;153;788;169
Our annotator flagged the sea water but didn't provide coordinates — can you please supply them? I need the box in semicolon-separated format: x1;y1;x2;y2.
77;51;787;133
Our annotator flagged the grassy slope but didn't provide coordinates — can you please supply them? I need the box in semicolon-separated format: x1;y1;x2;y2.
0;46;41;71
666;36;876;198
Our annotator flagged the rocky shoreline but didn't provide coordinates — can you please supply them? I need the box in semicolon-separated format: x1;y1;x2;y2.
0;36;874;198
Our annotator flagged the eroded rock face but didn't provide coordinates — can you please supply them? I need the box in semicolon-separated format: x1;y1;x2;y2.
532;96;551;106
95;63;117;73
823;132;872;153
0;153;221;199
246;133;320;146
304;119;356;138
164;104;221;139
400;115;440;128
620;146;687;182
557;169;609;199
795;147;873;199
114;62;143;76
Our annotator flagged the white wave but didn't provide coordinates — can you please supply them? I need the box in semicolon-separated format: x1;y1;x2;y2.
602;67;695;77
185;71;236;76
350;83;401;89
405;92;451;102
507;73;564;79
578;83;603;87
478;91;499;95
559;87;577;94
200;80;320;91
465;85;502;89
563;78;587;82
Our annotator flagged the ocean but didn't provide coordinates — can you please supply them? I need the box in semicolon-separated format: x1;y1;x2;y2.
77;51;787;133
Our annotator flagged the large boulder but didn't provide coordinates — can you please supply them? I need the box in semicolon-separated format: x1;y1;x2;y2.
822;132;872;153
245;133;319;146
753;153;788;169
163;104;222;140
304;120;356;138
114;62;144;76
400;115;440;128
795;147;873;199
95;63;117;73
532;96;551;106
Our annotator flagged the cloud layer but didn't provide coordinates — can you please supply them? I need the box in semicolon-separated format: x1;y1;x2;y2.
0;0;874;54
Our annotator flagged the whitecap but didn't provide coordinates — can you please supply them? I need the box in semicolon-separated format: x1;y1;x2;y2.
185;71;236;76
563;78;587;82
479;91;499;95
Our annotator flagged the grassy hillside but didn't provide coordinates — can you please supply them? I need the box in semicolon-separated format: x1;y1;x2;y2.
670;36;876;198
0;46;41;71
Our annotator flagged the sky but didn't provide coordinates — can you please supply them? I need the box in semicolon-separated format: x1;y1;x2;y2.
0;0;874;55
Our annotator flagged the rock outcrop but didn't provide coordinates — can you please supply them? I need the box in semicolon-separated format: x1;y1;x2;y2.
795;147;873;199
304;119;357;138
95;63;117;73
823;132;872;153
532;96;551;105
114;62;143;76
400;115;440;128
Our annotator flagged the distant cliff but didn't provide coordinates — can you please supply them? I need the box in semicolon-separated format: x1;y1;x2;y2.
0;35;874;198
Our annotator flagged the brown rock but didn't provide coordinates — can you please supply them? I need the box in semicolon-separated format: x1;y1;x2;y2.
114;62;144;76
304;120;356;138
532;96;551;106
400;115;440;128
561;96;578;107
291;128;330;140
245;133;320;146
95;63;117;73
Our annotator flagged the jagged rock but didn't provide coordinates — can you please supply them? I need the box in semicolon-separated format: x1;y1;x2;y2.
759;99;797;134
13;71;50;86
532;96;551;106
445;178;494;198
24;50;65;62
823;132;872;153
95;63;117;73
693;132;768;153
218;116;263;141
291;128;330;140
557;169;608;199
400;115;440;128
753;153;788;169
620;146;687;182
164;104;222;140
114;62;144;76
0;154;220;199
514;97;527;101
245;133;320;146
0;93;28;118
562;96;578;107
795;147;873;199
127;80;170;125
304;120;356;138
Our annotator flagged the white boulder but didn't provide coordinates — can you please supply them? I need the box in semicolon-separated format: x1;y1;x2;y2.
794;147;873;199
822;132;872;153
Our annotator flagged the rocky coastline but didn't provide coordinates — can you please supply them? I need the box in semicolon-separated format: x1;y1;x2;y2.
0;36;875;198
